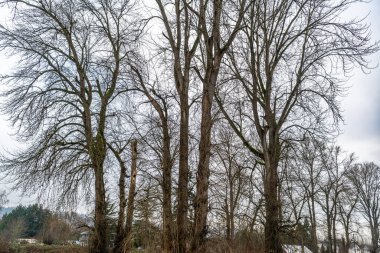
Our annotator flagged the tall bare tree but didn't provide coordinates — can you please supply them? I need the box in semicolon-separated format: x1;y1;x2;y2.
153;1;201;251
216;1;378;252
0;1;141;252
191;1;248;251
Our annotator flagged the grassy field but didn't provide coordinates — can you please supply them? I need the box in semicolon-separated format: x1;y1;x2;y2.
7;244;87;253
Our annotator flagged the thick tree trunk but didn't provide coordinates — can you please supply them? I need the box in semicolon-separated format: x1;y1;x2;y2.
342;231;350;253
162;125;174;253
370;221;380;253
310;180;318;253
91;162;108;253
311;210;318;253
191;82;215;252
124;140;138;252
264;160;282;253
90;131;108;253
262;127;282;253
177;93;189;253
113;158;127;253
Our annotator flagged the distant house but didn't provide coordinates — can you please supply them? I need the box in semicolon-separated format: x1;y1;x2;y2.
76;231;116;248
78;231;91;246
16;238;39;244
283;244;313;253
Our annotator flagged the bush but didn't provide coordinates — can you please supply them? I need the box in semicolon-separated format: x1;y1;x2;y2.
0;238;11;253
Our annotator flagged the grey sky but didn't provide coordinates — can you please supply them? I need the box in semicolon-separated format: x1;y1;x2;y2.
337;1;380;164
0;1;379;208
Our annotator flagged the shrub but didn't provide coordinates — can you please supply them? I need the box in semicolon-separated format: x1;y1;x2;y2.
0;238;11;253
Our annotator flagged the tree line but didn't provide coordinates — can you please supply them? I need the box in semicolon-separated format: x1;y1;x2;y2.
0;204;76;245
0;0;378;253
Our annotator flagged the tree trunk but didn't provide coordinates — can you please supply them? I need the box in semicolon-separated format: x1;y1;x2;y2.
162;124;174;253
370;221;380;253
343;230;350;253
226;170;235;245
113;157;127;253
90;130;108;253
333;204;337;253
225;197;231;243
310;208;318;253
190;0;244;250
91;161;108;253
191;80;215;252
131;64;175;253
310;180;318;253
264;157;282;253
124;140;138;252
177;93;190;253
326;200;333;253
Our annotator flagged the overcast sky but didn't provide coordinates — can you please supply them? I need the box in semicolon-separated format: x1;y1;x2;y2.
0;1;379;208
336;1;380;164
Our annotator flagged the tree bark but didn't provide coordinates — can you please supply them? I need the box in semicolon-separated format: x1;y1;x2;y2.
191;0;245;250
162;121;174;253
263;129;282;253
310;177;318;253
92;162;108;253
153;2;198;251
112;151;127;253
124;140;138;252
177;93;190;253
192;81;215;252
88;101;109;253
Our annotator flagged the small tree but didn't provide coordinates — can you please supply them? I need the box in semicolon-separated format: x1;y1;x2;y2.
42;214;73;245
0;191;7;211
348;162;380;253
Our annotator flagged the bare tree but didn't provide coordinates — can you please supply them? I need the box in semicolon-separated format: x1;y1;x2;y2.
293;138;325;253
348;162;380;253
130;63;177;253
191;1;248;251
211;125;255;245
215;1;378;252
337;180;359;253
153;1;201;251
109;144;128;253
317;146;353;253
122;140;138;252
0;1;141;252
